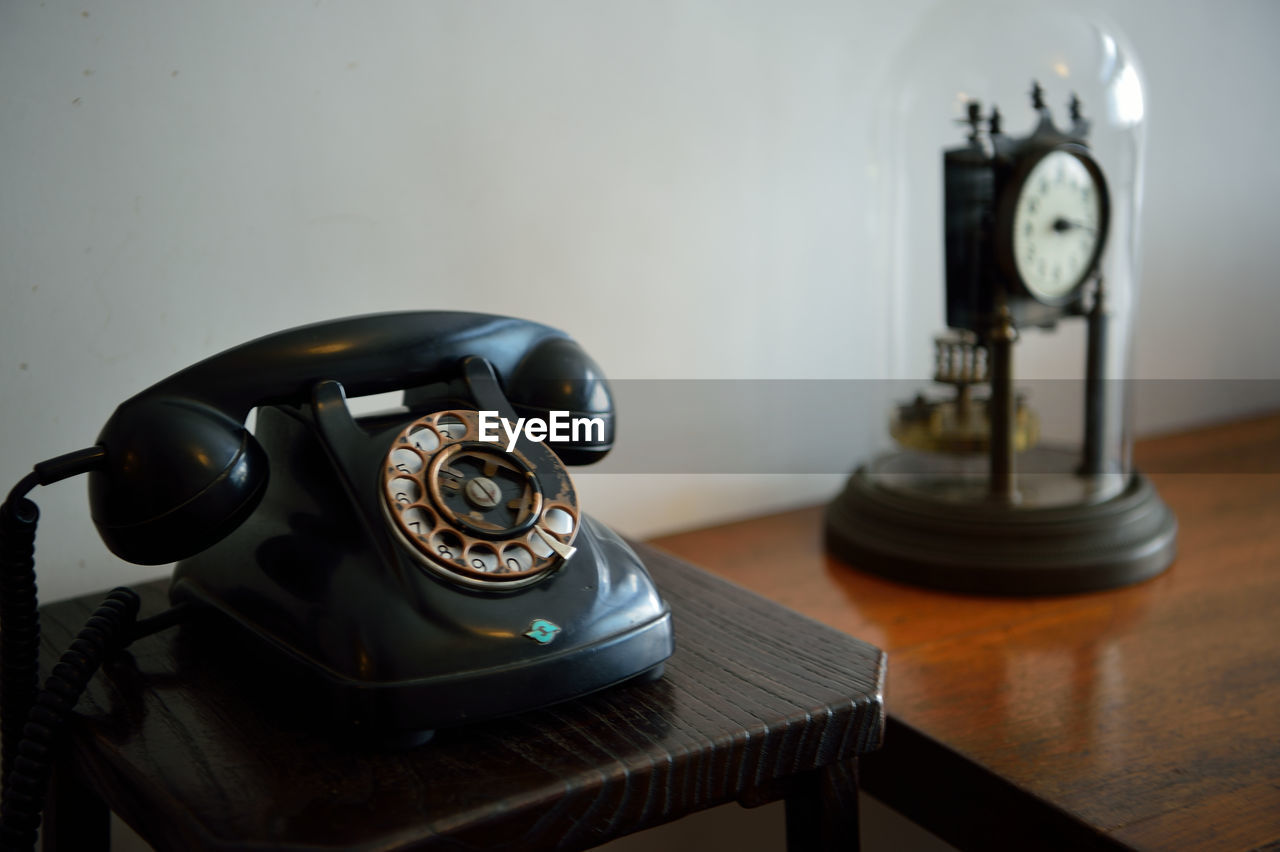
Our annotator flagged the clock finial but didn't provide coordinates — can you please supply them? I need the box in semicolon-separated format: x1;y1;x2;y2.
1030;80;1046;111
1068;92;1092;138
988;105;1003;136
958;99;983;145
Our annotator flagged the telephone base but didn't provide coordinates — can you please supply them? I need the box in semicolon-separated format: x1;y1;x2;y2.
171;511;674;741
344;661;670;749
167;384;673;742
169;600;672;747
635;662;665;683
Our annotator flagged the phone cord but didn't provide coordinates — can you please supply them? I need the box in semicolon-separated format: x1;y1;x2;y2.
0;495;40;800
0;489;141;852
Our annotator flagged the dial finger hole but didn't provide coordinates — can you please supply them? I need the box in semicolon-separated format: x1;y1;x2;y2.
466;545;500;574
501;544;535;574
543;507;575;537
430;530;464;565
528;530;554;558
407;426;440;453
435;414;467;441
390;447;424;475
400;507;434;538
389;477;420;506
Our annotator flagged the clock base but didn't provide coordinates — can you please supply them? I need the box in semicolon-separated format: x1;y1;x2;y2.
825;454;1177;595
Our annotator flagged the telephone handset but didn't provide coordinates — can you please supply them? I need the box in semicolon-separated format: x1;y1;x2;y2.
88;312;616;564
6;312;672;753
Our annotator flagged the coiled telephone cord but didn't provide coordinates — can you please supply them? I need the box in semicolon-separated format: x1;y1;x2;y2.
0;585;138;852
0;494;40;801
0;452;148;852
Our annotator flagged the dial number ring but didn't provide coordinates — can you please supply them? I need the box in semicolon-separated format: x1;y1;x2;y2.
380;409;580;588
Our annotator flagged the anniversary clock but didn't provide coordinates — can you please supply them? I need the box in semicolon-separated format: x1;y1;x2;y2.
826;61;1176;594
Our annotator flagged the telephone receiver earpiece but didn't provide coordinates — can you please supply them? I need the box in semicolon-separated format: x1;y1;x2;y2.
88;312;615;565
89;396;268;565
454;335;615;466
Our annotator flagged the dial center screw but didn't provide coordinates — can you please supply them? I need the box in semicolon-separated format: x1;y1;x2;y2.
464;476;502;509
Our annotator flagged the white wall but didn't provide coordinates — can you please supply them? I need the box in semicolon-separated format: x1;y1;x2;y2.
3;0;1278;604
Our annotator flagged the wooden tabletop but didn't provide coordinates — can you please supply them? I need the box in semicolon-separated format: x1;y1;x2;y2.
649;413;1280;852
43;543;883;851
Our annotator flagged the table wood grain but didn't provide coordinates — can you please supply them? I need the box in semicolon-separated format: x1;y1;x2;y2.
40;543;884;851
649;412;1280;852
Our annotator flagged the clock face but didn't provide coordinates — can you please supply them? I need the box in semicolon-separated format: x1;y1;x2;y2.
1011;149;1107;302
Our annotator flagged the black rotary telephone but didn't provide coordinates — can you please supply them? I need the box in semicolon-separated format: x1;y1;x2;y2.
0;312;673;849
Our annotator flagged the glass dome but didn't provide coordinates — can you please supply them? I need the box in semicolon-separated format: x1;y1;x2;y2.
825;0;1176;594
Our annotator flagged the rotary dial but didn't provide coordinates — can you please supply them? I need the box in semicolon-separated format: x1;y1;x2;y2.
381;410;579;589
1011;148;1106;302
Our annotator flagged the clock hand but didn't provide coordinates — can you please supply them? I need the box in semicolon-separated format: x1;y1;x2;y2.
1052;217;1097;234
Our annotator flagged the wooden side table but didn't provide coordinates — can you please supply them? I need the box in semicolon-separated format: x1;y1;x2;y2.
39;542;885;851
